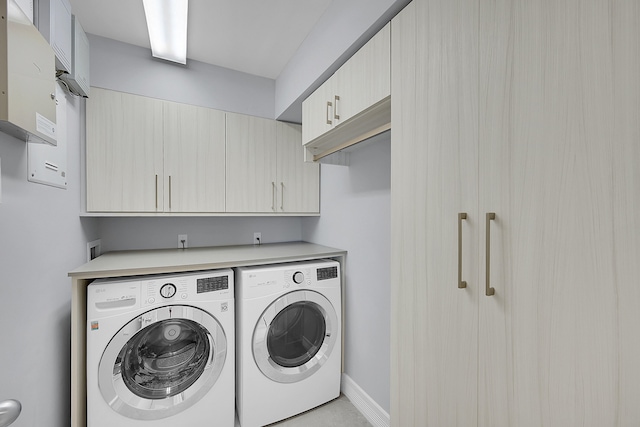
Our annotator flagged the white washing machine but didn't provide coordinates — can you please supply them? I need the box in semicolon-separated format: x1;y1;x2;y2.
86;269;235;427
235;259;341;427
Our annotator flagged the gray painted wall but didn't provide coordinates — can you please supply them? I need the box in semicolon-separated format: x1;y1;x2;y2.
99;216;302;252
89;34;276;119
0;93;99;427
302;135;391;413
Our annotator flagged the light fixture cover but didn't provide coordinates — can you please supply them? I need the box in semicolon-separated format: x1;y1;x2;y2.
142;0;188;64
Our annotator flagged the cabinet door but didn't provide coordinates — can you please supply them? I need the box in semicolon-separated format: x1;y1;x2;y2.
86;88;163;212
163;101;226;212
479;0;626;425
225;113;277;212
335;22;390;126
302;73;336;145
612;3;640;424
391;0;479;426
276;122;319;213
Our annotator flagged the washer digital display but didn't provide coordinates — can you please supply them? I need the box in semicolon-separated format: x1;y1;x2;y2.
197;276;229;293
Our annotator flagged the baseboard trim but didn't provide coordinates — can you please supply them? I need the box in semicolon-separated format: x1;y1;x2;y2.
341;374;390;427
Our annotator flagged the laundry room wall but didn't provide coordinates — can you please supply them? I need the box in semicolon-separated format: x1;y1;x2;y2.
0;94;99;427
87;35;304;252
302;135;391;416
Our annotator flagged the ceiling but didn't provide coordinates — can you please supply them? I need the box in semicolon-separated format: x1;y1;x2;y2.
68;0;334;80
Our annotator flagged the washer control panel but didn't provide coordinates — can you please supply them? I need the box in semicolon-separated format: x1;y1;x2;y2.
140;270;233;306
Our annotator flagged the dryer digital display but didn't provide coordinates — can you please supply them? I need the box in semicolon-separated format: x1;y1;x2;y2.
317;266;338;281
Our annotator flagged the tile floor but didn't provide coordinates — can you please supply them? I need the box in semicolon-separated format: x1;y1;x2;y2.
234;394;373;427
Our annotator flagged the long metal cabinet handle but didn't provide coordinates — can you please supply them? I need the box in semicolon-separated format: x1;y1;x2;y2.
280;182;285;211
168;176;172;210
155;175;158;210
272;182;276;211
334;95;340;120
486;213;496;296
458;213;467;289
326;101;333;125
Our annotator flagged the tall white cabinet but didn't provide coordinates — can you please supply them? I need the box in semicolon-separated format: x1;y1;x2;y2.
391;0;640;426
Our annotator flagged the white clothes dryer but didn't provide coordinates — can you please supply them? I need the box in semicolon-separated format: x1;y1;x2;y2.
235;259;341;427
86;269;234;427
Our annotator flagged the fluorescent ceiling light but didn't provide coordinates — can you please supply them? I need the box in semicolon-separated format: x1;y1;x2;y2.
142;0;189;64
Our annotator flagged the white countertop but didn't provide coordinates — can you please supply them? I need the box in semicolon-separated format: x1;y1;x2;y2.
69;241;347;280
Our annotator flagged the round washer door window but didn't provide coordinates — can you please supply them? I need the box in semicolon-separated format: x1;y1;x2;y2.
98;305;227;420
253;290;338;383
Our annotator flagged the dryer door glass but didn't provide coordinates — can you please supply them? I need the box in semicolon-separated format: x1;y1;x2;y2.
253;290;338;384
118;319;210;399
267;301;326;367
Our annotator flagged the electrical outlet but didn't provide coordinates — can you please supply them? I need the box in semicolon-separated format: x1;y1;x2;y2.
253;232;262;245
178;234;188;249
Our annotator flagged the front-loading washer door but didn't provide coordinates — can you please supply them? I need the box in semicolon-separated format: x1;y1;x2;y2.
98;305;226;420
253;290;338;384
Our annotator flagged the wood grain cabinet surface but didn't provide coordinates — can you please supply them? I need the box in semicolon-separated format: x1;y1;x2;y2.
86;88;163;212
86;88;319;215
302;22;391;161
391;0;640;426
226;113;319;214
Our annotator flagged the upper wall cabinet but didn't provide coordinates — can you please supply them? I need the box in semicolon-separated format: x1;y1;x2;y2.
86;88;225;213
37;0;72;73
59;15;90;97
86;88;319;216
226;114;319;214
302;22;390;161
163;101;226;213
277;122;319;213
86;88;163;212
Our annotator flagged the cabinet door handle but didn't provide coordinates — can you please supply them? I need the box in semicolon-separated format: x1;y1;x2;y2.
486;212;496;296
326;101;333;125
155;175;158;210
168;175;172;210
334;95;340;120
272;182;276;211
458;213;467;289
280;182;285;211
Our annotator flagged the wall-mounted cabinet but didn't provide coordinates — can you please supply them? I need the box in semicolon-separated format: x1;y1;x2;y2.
59;15;90;97
86;88;319;215
37;0;72;73
163;100;226;213
0;0;57;145
86;88;163;212
302;22;390;162
226;113;319;213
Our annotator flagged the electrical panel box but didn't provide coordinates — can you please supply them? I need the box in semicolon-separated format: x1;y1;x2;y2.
28;82;67;188
0;0;58;145
59;15;90;97
36;0;72;73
